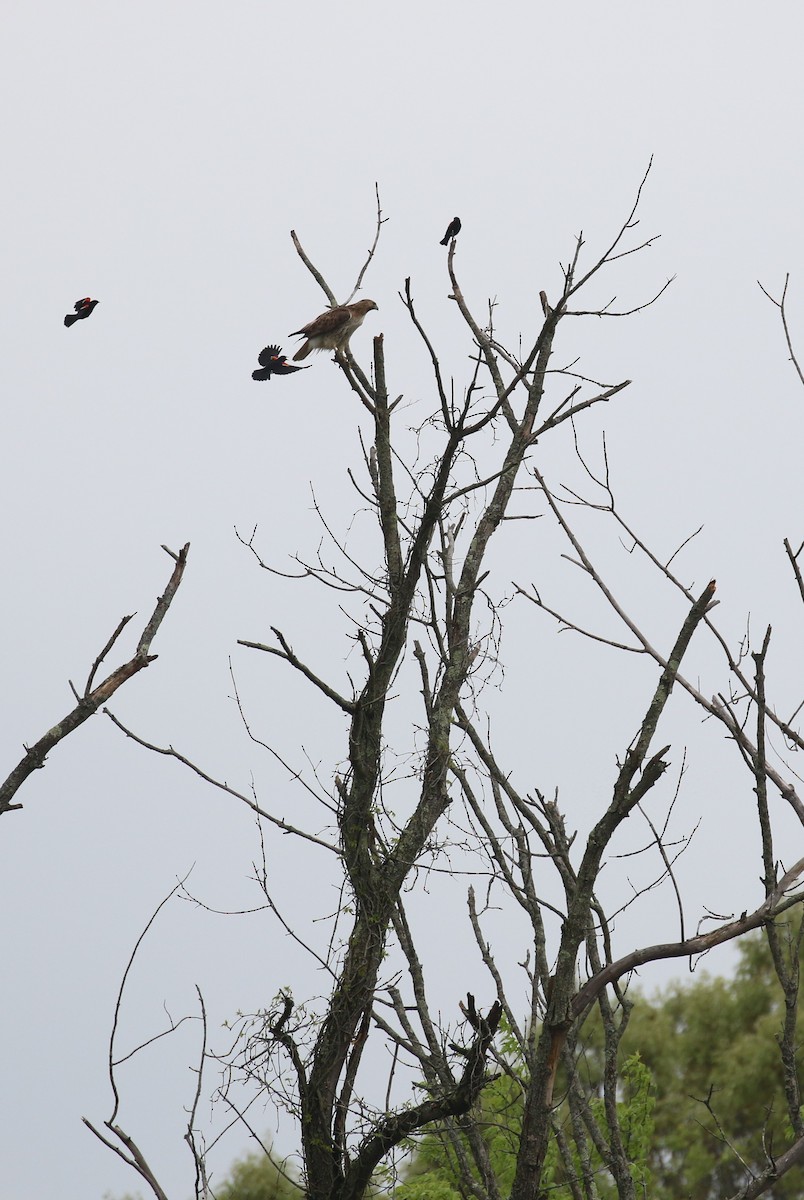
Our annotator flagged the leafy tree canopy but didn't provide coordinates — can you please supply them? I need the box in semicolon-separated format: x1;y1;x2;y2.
395;928;804;1200
213;1146;301;1200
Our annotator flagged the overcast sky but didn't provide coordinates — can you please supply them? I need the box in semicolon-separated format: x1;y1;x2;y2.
3;3;804;1198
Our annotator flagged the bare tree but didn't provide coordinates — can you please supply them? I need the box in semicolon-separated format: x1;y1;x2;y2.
77;179;804;1200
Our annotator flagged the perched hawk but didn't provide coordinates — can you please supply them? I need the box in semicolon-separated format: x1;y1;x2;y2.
64;297;99;327
290;299;378;361
440;217;461;246
252;345;310;382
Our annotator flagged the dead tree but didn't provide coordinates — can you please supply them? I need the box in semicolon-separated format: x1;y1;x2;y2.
240;180;669;1200
91;180;804;1200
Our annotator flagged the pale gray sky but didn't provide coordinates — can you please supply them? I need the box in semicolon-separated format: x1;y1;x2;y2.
3;3;804;1198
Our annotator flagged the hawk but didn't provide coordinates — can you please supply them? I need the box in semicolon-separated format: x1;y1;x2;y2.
439;217;461;246
290;299;378;361
64;297;99;328
252;345;310;382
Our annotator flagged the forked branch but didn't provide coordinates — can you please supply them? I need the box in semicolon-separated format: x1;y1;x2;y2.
0;543;189;816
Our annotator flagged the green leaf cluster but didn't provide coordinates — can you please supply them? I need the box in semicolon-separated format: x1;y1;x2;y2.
394;932;803;1200
214;1148;301;1200
620;932;803;1199
395;1051;654;1200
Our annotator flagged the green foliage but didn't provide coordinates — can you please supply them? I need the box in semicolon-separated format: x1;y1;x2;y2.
618;1053;655;1196
396;1054;653;1200
620;928;804;1199
214;1147;301;1200
396;930;803;1200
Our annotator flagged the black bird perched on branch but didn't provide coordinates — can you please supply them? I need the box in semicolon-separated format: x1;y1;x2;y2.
440;217;462;246
64;297;99;328
251;345;310;382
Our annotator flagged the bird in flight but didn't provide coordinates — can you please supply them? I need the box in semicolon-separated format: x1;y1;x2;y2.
290;299;378;361
64;297;99;327
252;345;310;382
440;217;461;246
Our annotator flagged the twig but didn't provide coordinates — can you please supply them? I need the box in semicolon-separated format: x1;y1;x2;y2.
104;710;340;854
238;627;356;714
758;273;804;390
345;183;386;304
185;985;209;1200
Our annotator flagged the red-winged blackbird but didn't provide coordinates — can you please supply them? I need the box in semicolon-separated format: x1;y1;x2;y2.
440;217;462;246
64;297;99;327
252;345;310;381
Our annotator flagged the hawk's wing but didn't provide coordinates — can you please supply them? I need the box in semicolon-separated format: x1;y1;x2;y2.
292;306;351;338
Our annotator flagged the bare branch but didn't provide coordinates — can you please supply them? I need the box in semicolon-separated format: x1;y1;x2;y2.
758;273;804;390
0;543;189;816
82;1120;170;1200
290;229;338;307
184;986;209;1200
104;710;340;854
345;183;386;304
238;626;356;714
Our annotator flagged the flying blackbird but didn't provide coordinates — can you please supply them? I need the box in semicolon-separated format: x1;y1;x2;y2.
252;345;310;381
64;297;99;327
440;217;462;246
